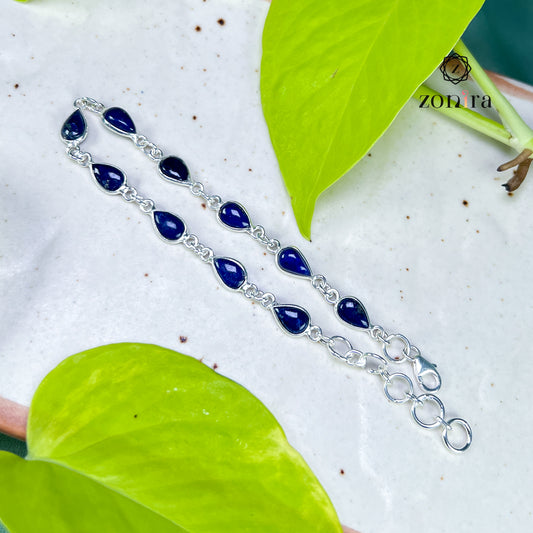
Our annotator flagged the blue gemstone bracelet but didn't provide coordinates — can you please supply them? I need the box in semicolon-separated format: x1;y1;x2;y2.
61;97;472;453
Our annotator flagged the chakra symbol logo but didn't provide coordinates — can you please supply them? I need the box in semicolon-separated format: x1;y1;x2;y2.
440;52;471;84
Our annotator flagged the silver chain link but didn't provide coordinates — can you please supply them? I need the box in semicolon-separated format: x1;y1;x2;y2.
119;186;155;214
240;282;277;309
182;233;214;263
246;225;281;254
131;134;164;162
311;274;341;305
65;145;93;167
74;96;105;114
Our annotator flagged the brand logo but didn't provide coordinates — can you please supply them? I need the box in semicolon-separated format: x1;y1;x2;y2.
418;53;491;109
418;89;491;109
439;52;471;84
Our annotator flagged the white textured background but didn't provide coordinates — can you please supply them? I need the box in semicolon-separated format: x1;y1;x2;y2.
1;1;532;532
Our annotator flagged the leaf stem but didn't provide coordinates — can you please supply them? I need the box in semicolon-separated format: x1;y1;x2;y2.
0;396;28;441
455;40;533;153
413;85;513;146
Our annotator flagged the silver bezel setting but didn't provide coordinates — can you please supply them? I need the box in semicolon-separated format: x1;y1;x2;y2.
61;110;88;146
101;107;137;138
157;156;192;186
334;296;370;331
151;210;187;245
89;163;127;196
275;246;313;279
271;303;311;337
216;201;252;232
212;256;248;292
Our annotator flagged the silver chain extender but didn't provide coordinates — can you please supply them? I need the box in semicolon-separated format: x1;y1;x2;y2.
63;98;472;453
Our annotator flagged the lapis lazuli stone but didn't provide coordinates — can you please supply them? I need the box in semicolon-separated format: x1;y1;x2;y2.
103;107;136;135
91;164;125;192
277;247;311;278
61;109;86;141
218;202;251;230
214;257;247;290
336;297;369;329
159;156;190;183
273;305;310;335
154;211;186;241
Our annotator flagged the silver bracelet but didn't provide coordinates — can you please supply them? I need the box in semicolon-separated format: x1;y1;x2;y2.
61;96;472;453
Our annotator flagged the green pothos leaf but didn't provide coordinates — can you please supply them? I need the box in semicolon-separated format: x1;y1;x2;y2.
261;0;485;238
0;343;342;532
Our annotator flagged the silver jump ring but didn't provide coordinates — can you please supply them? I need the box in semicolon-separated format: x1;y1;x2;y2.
442;418;472;453
384;373;414;404
327;335;353;360
383;333;411;363
411;394;445;429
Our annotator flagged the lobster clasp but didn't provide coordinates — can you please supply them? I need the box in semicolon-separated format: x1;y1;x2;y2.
413;355;441;392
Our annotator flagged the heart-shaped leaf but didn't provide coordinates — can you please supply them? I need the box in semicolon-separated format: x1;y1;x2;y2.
261;0;485;238
0;343;342;532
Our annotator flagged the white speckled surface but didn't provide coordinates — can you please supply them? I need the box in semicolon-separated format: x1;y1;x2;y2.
1;1;533;531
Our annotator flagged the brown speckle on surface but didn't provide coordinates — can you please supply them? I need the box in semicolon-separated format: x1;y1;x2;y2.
179;336;188;343
263;252;267;256
340;469;345;475
217;18;225;26
463;200;469;206
406;215;410;220
193;115;197;120
508;192;514;197
476;229;480;233
14;84;19;89
458;154;462;157
212;363;218;370
440;476;444;481
144;273;149;277
203;68;207;72
201;203;206;209
367;153;372;157
248;168;252;172
195;26;202;32
405;268;409;271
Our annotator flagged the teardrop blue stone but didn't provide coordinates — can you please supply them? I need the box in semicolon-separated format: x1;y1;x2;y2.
103;107;136;135
277;247;311;277
61;109;86;141
336;297;369;329
218;202;251;230
91;164;125;192
214;257;247;290
154;211;186;241
159;156;190;183
273;305;310;335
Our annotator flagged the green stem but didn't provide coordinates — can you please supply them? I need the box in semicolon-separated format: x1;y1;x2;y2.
455;40;533;152
413;85;513;147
